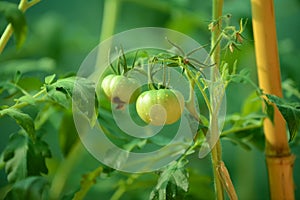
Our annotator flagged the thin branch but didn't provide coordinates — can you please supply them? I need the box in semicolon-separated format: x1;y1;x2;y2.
0;0;41;54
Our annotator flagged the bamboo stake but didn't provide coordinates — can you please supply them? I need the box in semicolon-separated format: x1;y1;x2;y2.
250;0;295;199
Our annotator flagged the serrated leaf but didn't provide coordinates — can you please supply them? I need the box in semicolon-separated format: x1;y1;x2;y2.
3;176;49;200
0;1;27;48
0;108;35;139
2;133;51;183
266;94;300;141
172;167;189;192
150;161;189;200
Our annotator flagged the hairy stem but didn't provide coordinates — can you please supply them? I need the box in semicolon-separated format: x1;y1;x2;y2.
210;0;225;199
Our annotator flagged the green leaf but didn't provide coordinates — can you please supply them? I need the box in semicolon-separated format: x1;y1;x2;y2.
230;68;250;83
0;108;35;139
266;94;300;141
3;176;49;200
264;99;275;123
150;161;189;200
2;133;51;183
46;77;95;116
171;167;189;192
0;1;27;48
242;91;262;116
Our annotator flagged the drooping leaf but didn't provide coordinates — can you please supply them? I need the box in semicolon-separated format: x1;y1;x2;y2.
3;176;49;200
150;161;189;200
0;108;35;139
171;167;189;192
266;94;300;141
2;133;51;183
0;1;27;48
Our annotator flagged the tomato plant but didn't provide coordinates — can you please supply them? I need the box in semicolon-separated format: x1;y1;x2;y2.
0;0;300;200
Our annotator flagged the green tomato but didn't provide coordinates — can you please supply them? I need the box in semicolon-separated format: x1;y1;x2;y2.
136;89;184;126
101;74;140;104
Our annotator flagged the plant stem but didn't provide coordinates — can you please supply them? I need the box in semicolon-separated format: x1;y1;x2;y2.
94;0;120;76
0;0;41;54
73;167;104;200
221;122;263;136
251;0;295;199
49;141;85;200
210;0;237;200
99;0;120;42
210;0;225;199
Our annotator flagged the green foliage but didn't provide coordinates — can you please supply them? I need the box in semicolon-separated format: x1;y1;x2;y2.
266;94;300;141
0;1;27;48
4;176;49;200
150;160;189;200
0;108;35;140
73;167;103;200
0;0;299;199
2;133;51;183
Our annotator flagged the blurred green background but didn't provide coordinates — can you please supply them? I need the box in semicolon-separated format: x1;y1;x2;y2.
1;0;300;199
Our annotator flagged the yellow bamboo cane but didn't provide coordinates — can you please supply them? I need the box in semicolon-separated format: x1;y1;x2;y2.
251;0;295;199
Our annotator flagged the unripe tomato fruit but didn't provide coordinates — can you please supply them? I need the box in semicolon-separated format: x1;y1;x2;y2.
101;74;140;104
136;89;184;126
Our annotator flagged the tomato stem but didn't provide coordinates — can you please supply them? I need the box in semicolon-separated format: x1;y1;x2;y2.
209;0;237;200
147;60;156;90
